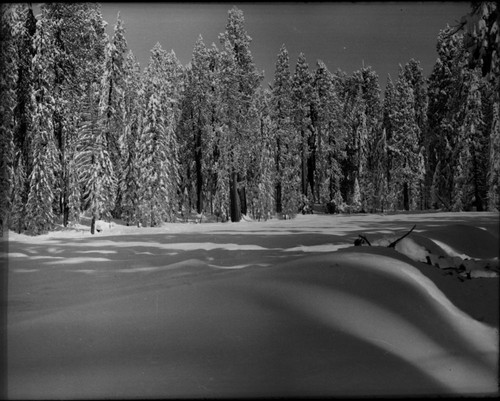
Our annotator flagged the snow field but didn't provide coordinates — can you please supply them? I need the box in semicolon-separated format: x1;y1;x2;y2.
6;211;499;398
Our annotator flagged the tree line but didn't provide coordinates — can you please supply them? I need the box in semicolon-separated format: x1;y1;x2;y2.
0;3;498;235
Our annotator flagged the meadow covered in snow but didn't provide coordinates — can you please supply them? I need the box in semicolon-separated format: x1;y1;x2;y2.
6;211;499;398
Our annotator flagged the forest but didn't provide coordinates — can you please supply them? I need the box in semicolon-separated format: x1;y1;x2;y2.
0;2;499;235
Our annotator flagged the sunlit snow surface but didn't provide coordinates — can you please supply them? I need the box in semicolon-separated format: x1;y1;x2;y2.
6;212;499;398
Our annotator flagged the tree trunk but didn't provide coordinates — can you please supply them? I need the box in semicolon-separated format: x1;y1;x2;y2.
229;170;241;222
90;216;95;234
276;182;282;214
403;182;409;211
239;184;247;216
195;127;203;214
301;130;307;196
472;151;484;211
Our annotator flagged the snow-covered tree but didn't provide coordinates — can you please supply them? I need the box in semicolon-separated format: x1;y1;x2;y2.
311;60;344;206
100;13;128;217
487;102;500;210
451;68;488;211
178;35;213;214
120;50;143;225
0;4;18;233
77;81;117;234
136;43;181;225
387;67;424;211
427;27;468;209
217;7;262;222
270;44;301;217
292;52;313;205
25;16;60;235
246;87;276;220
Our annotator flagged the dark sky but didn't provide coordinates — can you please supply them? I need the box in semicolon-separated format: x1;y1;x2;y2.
98;2;470;89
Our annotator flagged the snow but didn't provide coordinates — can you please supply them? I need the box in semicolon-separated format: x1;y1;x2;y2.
6;211;499;398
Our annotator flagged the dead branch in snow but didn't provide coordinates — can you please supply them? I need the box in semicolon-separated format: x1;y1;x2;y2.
387;225;416;248
354;225;416;248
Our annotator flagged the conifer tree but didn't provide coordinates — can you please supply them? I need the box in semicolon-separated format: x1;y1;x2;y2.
292;53;313;204
0;4;18;232
402;59;428;208
12;4;36;225
451;68;488;211
121;50;143;225
427;27;468;209
25;16;60;235
100;13;128;217
487;102;500;210
311;60;344;206
270;44;300;217
179;35;212;214
387;68;423;211
77;81;117;234
137;43;181;225
246;87;275;220
217;7;262;222
382;74;396;190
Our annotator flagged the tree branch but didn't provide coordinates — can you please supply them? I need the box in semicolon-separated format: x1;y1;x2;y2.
388;225;416;248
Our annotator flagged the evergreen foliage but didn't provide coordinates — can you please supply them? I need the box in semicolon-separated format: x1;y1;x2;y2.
3;5;498;234
0;4;18;233
270;45;301;217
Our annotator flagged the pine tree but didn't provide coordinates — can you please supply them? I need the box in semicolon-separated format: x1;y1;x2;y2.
402;59;428;209
341;66;381;212
12;4;36;227
121;50;143;225
137;43;181;225
427;27;468;209
74;5;116;234
179;35;212;214
387;67;422;211
0;4;18;233
245;87;275;220
37;3;111;228
292;52;313;204
218;7;262;222
100;12;128;217
373;128;389;212
24;13;61;235
270;44;300;217
311;60;344;206
451;68;488;211
10;154;25;234
77;81;117;234
487;101;500;210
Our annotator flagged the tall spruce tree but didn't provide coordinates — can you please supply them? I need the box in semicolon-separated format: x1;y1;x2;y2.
427;27;468;209
270;44;300;217
25;15;60;235
401;59;428;209
137;43;181;225
487;101;500;210
292;52;313;206
218;7;262;222
0;4;18;233
120;50;143;225
179;35;211;214
311;60;344;206
100;13;128;217
387;67;423;211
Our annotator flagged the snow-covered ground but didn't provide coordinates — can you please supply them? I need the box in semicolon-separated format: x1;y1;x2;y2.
6;211;499;398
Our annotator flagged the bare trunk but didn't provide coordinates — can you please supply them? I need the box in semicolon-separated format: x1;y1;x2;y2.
229;170;241;222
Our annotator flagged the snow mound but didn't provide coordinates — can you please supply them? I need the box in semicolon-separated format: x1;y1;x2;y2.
362;225;499;279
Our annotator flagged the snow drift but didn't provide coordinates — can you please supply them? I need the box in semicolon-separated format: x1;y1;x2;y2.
6;212;499;398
